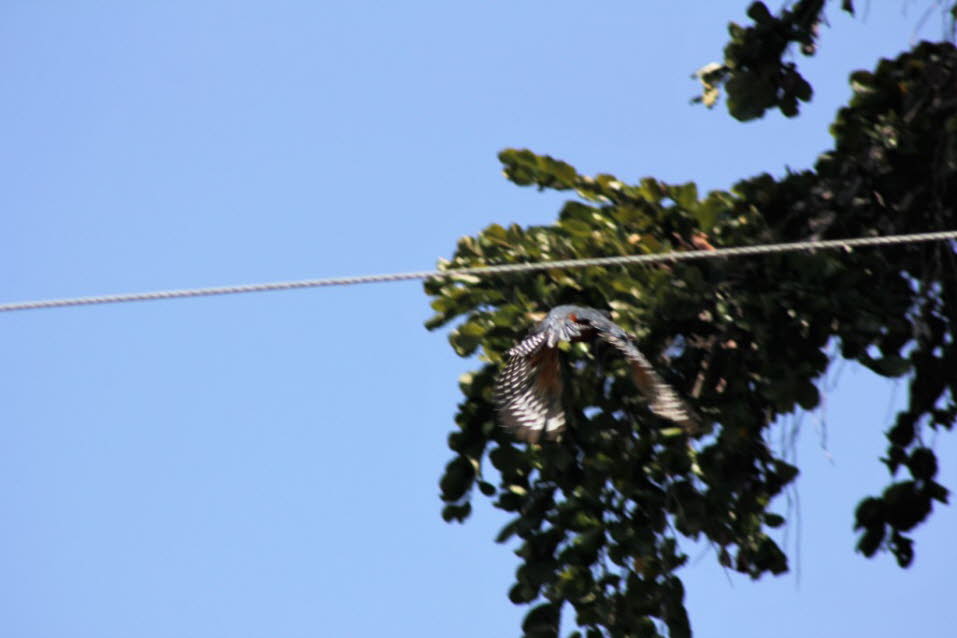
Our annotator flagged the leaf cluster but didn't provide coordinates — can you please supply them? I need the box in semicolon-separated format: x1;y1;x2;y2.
824;42;957;567
695;0;838;120
696;1;957;121
427;40;957;638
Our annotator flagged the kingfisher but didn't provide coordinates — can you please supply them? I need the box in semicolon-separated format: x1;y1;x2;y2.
494;305;699;442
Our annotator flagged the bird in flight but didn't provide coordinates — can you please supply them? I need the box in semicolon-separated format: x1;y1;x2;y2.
494;305;700;442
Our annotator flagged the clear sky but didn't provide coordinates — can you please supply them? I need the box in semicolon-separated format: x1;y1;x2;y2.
2;2;955;637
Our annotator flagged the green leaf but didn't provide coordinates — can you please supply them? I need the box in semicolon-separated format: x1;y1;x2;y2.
773;460;800;484
439;455;475;502
522;602;560;635
889;531;914;568
441;502;472;523
854;497;885;528
508;582;539;604
458;320;486;338
561;218;593;237
868;355;911;377
478;480;497;496
746;2;772;24
906;448;937;481
795;380;820;410
927;481;949;504
672;182;699;210
495;518;522;544
856;525;884;557
883;481;932;531
489;444;525;473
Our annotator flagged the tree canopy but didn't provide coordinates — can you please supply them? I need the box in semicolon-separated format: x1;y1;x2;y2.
426;3;957;637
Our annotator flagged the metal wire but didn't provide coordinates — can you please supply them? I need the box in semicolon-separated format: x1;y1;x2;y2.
2;230;955;313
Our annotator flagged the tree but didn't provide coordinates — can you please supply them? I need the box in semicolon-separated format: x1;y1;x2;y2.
426;3;957;636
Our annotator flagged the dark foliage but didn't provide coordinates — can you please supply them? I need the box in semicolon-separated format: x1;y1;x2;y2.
428;23;957;638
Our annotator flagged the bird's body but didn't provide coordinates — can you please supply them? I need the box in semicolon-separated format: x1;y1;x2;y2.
494;305;699;442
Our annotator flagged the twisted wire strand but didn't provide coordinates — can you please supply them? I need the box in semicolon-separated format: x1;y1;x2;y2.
2;230;955;313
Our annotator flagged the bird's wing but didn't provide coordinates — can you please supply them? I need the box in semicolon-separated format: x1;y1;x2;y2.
495;331;566;443
592;319;701;433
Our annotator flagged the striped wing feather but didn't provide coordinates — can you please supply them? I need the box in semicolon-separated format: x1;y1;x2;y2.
593;321;701;433
495;332;566;442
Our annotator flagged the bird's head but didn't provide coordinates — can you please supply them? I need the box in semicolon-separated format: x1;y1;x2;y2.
542;305;602;346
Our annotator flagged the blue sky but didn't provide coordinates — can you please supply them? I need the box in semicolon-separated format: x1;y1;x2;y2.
2;2;955;636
